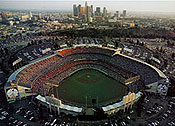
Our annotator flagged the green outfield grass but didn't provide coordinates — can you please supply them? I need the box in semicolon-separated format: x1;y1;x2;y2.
53;69;128;107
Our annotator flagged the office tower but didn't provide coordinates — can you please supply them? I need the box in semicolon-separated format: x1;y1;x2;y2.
114;11;119;18
96;7;101;14
79;6;86;22
80;7;86;15
91;5;93;16
85;1;88;12
38;13;42;19
1;12;7;20
73;4;78;16
103;7;107;17
123;10;126;18
81;14;87;22
85;1;88;17
85;1;90;22
77;4;81;16
72;1;93;22
29;11;33;19
1;12;8;23
73;4;76;16
87;6;92;22
95;7;101;16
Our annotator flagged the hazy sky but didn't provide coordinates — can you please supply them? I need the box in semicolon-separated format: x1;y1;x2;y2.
0;0;175;13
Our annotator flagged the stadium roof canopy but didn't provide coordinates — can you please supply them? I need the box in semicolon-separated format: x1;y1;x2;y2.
102;92;142;112
119;54;166;79
36;95;82;113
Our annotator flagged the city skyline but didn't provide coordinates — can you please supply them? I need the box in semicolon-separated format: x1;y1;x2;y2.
1;0;175;14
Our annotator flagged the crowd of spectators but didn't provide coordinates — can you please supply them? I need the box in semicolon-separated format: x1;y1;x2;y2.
13;47;165;96
16;55;61;85
112;55;163;85
32;60;129;94
58;47;115;57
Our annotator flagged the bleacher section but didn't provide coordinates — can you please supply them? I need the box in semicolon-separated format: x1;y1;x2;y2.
11;47;165;96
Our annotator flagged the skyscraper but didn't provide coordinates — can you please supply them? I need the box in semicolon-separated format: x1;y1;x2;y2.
1;12;7;20
91;5;93;17
1;12;8;23
38;13;42;19
29;11;33;19
73;1;102;22
80;6;86;21
84;1;93;22
85;1;90;22
95;7;101;16
85;1;88;9
80;7;86;14
123;10;126;18
73;4;78;16
85;1;88;17
77;4;81;16
103;7;107;17
115;11;120;18
87;6;92;22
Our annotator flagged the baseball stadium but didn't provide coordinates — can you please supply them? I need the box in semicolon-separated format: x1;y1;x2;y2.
5;45;166;118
